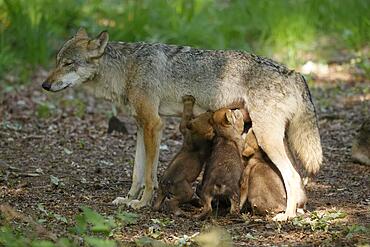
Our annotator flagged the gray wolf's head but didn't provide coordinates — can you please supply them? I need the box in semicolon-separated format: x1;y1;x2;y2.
42;28;109;92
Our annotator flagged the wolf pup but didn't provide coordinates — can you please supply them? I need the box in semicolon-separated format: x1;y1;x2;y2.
153;95;212;215
352;119;370;166
195;108;245;219
42;28;322;220
240;128;307;216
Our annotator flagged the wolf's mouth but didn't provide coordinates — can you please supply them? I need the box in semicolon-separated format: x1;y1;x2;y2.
61;83;71;90
49;81;72;92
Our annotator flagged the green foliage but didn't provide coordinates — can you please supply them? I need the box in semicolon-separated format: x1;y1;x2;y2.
0;0;369;78
0;207;139;247
36;102;55;118
135;236;168;247
292;210;347;232
72;207;116;235
49;175;64;187
0;226;28;247
84;237;117;247
1;120;22;130
60;98;87;118
116;211;139;226
37;203;68;224
345;224;369;239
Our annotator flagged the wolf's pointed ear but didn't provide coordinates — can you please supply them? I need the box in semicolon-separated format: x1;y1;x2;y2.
225;110;235;125
88;31;109;58
75;27;88;39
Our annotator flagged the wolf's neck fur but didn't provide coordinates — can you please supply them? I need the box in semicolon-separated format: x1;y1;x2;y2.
89;42;134;105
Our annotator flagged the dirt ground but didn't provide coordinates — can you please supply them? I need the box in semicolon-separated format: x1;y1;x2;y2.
0;68;369;246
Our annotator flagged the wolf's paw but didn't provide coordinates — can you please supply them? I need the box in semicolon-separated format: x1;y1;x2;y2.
272;212;296;221
273;212;289;221
128;199;149;209
153;179;159;190
297;208;305;215
112;197;131;205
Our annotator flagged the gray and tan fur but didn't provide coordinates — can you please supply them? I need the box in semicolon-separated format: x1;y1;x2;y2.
42;28;322;221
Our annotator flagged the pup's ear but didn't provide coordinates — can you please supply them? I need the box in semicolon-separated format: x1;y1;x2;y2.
225;110;235;125
233;109;243;120
75;27;88;39
242;146;255;157
88;31;109;58
245;128;258;149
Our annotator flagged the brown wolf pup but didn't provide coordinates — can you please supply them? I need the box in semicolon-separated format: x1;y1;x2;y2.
240;128;307;215
196;108;245;219
153;96;213;216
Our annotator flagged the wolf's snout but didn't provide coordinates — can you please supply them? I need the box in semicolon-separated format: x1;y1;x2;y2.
42;81;51;91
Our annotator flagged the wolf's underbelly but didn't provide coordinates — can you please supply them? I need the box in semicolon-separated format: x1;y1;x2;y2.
158;84;247;117
158;102;207;116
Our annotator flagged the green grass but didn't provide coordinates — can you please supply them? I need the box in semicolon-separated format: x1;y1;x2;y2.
0;0;369;80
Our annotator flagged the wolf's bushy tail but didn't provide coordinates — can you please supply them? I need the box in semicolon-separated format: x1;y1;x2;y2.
287;78;323;175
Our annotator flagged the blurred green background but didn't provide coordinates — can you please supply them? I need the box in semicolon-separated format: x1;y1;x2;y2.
0;0;369;81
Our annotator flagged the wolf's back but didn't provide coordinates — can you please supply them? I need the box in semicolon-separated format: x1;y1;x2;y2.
287;75;323;175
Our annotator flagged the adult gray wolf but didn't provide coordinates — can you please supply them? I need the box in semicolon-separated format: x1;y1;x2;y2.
42;28;322;221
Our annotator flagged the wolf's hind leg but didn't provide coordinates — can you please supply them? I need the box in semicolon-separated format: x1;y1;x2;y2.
252;121;302;221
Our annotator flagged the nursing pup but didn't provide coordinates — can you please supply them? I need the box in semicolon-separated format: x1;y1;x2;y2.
196;108;245;219
240;128;307;215
153;96;213;215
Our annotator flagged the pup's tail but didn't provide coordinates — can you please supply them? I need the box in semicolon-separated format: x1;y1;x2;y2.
287;76;323;175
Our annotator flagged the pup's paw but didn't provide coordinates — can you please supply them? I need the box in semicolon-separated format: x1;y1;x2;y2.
128;199;149;209
112;197;131;205
182;95;195;104
194;210;211;220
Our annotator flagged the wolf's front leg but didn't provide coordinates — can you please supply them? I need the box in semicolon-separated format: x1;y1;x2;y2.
112;127;146;205
128;102;164;209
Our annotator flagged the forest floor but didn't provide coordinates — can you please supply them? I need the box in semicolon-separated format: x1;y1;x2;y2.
0;65;369;246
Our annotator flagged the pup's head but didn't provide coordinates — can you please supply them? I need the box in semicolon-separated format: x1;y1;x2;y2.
211;108;244;137
42;28;109;92
187;111;215;140
242;128;259;157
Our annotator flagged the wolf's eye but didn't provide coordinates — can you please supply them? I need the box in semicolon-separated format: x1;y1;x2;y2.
63;61;74;67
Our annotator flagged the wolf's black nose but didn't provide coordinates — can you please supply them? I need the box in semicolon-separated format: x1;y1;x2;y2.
42;81;51;91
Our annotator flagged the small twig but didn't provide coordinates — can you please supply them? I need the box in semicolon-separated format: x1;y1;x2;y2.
18;173;41;177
